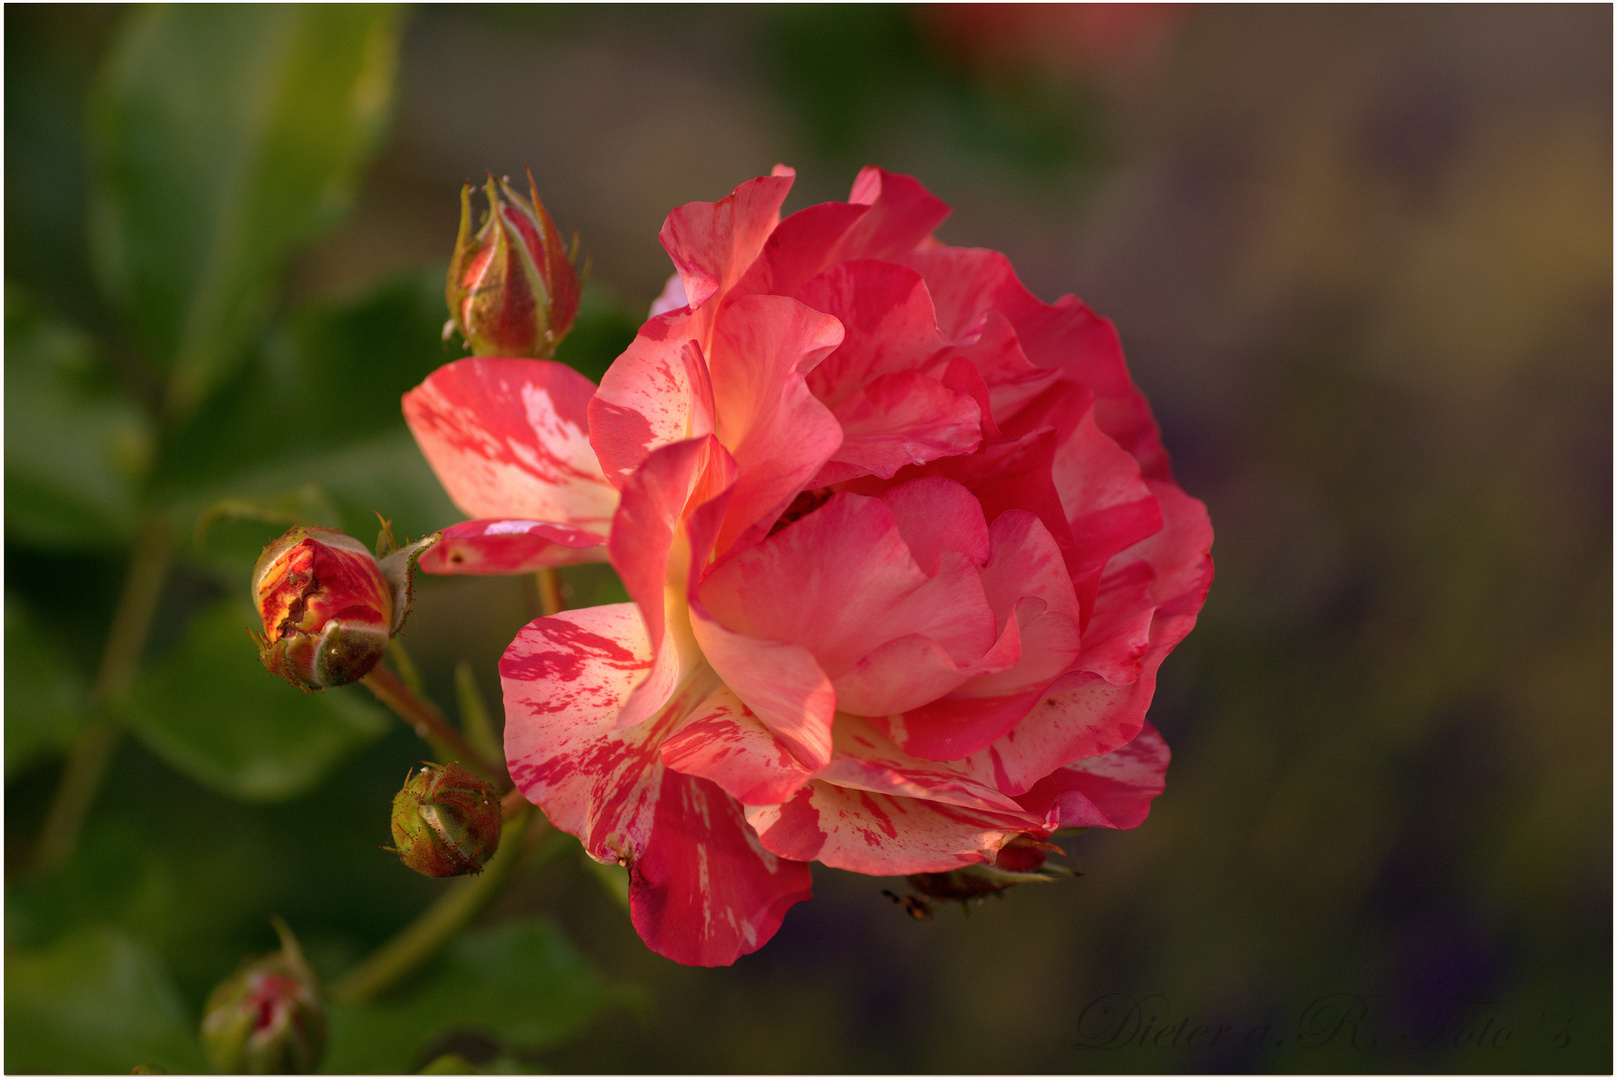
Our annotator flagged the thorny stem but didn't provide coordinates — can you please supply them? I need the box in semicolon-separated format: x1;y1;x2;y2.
327;801;551;1006
32;516;174;875
362;663;508;790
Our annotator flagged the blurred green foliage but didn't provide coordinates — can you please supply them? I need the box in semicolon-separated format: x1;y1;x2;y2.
5;5;636;1072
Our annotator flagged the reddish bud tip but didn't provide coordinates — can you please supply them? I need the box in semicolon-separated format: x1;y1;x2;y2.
200;918;326;1074
445;170;581;359
252;527;392;691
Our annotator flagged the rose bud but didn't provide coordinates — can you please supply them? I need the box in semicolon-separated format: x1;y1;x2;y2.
388;761;503;877
446;170;580;359
905;836;1076;906
252;527;394;691
200;918;326;1074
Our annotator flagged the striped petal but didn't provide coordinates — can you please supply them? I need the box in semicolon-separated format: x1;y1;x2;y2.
403;357;617;530
501;603;810;966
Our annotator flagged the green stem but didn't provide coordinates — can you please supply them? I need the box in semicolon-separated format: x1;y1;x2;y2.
535;567;564;617
362;664;508;789
328;803;547;1006
32;516;173;875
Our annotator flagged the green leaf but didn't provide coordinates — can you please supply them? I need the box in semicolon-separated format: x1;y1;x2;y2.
4;283;154;548
89;5;403;418
124;596;388;801
4;593;91;777
155;268;456;506
325;917;629;1073
4;926;208;1074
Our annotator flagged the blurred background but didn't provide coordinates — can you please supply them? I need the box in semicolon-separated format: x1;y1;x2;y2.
6;4;1610;1073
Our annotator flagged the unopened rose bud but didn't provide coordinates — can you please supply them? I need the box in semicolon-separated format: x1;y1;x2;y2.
388;761;503;877
201;918;326;1075
446;170;580;359
906;837;1075;903
252;527;393;691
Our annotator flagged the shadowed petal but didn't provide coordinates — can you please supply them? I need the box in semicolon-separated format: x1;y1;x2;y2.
1015;722;1170;830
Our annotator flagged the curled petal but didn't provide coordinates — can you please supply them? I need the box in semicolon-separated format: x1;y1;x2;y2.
1015;722;1170;830
589;314;717;486
904;246;1170;478
660;169;796;314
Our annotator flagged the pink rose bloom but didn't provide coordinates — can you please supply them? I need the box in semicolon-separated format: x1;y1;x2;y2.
403;166;1212;966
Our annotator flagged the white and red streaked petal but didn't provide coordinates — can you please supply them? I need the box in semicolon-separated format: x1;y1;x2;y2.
747;780;1033;877
659;169;796;314
501;604;810;967
1015;722;1170;830
813;370;982;486
706;294;845;554
823;715;1033;818
628;766;814;967
417;518;606;575
403;357;617;528
502;604;664;852
589;313;716;486
659;684;817;805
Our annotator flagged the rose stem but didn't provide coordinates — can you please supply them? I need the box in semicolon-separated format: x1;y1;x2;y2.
327;801;553;1006
361;664;509;790
535;567;564;616
32;516;173;875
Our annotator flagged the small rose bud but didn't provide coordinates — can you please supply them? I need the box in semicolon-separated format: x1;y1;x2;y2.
201;918;326;1075
446;170;580;359
388;761;503;877
252;527;393;691
905;836;1075;903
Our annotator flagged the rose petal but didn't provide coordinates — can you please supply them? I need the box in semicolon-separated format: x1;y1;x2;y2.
403;357;617;528
660;170;796;313
706;294;845;553
608;436;736;730
699;492;996;680
798;260;952;407
963;483;1211;793
747;780;1032;876
813;370;982;486
589;313;717;486
659;684;817;805
878;476;992;575
1015;722;1170;830
630;766;814;966
904;246;1171;479
417;518;606;575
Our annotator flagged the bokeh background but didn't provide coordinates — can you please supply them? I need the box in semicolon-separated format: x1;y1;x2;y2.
6;4;1610;1073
